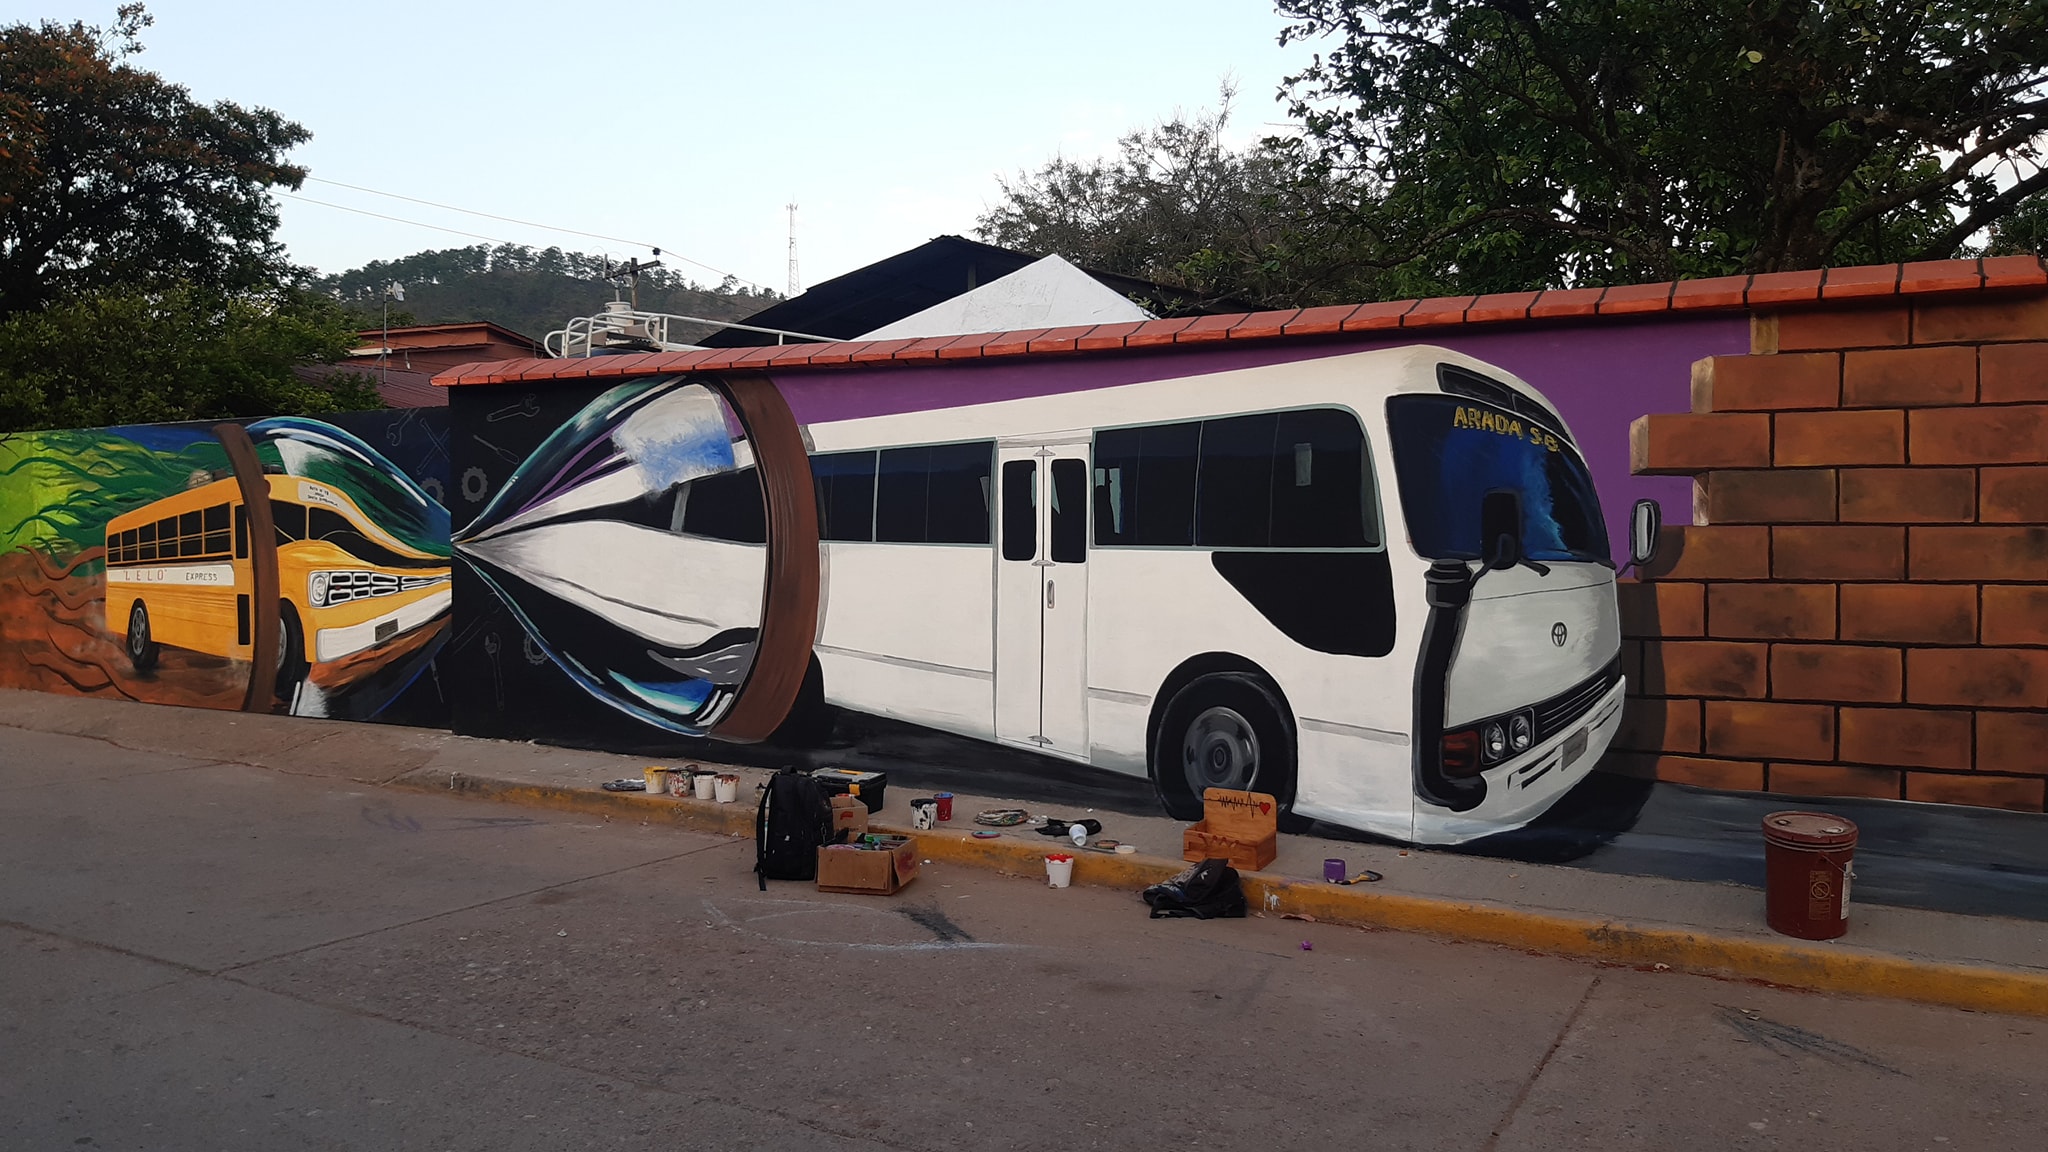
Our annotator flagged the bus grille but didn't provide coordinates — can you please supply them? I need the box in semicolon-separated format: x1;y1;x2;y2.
325;572;446;605
1533;657;1622;743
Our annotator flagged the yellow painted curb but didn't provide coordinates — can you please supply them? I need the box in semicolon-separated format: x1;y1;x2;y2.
394;770;2048;1019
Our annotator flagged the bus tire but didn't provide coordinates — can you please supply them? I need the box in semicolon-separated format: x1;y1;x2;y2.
1150;672;1296;824
126;601;159;672
276;602;309;698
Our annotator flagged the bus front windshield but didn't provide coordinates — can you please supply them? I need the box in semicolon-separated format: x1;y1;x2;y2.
1386;393;1610;566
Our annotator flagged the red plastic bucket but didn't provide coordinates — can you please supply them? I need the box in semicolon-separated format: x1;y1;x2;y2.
1762;811;1858;940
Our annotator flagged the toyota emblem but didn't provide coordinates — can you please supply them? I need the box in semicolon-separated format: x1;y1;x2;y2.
1551;622;1568;647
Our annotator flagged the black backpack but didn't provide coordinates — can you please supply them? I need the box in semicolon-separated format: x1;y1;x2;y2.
1142;858;1248;919
755;769;835;889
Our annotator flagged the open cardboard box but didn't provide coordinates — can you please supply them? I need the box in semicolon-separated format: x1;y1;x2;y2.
829;793;868;839
816;834;918;895
1182;787;1278;871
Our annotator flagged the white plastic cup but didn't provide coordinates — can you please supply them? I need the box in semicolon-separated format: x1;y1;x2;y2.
1045;854;1074;889
714;774;739;803
693;772;717;801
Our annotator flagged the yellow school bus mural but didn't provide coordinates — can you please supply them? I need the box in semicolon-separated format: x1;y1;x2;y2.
105;473;451;698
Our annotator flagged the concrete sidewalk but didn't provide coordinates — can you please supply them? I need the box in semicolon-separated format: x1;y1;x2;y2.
4;689;2043;1016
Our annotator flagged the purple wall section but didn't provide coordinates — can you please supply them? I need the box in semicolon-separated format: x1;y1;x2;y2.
771;315;1751;561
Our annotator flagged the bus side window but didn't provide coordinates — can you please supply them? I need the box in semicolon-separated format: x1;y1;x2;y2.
272;501;307;544
812;450;877;542
1050;458;1087;563
1196;412;1279;548
138;521;157;562
177;510;203;558
875;446;931;544
203;504;231;556
679;468;767;544
924;441;993;545
1271;408;1378;548
1093;422;1198;547
1001;460;1036;561
234;506;248;559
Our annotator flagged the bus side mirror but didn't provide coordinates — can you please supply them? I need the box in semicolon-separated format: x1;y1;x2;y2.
1480;489;1523;572
1629;499;1662;571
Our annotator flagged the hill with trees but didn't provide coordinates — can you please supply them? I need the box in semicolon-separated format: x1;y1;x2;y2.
315;245;782;347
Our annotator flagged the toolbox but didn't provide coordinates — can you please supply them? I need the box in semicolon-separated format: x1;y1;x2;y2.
810;767;887;814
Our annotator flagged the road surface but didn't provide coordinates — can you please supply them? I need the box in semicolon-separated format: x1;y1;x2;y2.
2;725;2041;1150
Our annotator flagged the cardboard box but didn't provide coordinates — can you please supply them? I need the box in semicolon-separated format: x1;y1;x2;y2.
829;793;868;839
816;835;918;895
1182;788;1278;871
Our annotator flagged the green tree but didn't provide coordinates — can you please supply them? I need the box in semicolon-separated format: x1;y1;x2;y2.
316;244;782;346
1276;0;2048;293
976;89;1355;307
0;5;310;317
0;285;377;432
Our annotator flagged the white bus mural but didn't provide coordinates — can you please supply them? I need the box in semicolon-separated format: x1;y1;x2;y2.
453;345;1658;846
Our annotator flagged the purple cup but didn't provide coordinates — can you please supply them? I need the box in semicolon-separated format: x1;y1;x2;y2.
1323;858;1347;883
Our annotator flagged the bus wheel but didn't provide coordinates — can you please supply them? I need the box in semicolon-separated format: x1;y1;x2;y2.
1151;673;1295;823
275;602;309;699
126;601;159;672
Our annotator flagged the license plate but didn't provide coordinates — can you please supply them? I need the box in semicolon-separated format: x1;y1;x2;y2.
1563;728;1589;768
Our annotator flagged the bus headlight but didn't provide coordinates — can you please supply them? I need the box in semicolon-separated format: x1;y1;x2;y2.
309;571;329;607
1510;712;1534;753
1482;721;1508;762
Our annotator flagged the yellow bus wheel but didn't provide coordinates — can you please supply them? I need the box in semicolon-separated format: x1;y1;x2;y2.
275;602;308;698
126;601;159;672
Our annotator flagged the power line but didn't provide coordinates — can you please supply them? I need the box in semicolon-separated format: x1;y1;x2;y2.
281;192;515;246
299;175;763;289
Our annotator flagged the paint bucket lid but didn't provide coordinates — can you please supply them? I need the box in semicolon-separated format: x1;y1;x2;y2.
1762;810;1858;850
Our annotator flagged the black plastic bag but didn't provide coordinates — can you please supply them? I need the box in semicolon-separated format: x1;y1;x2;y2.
1141;858;1248;919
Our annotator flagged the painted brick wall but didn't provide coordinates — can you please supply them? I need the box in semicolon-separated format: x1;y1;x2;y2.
1612;289;2048;813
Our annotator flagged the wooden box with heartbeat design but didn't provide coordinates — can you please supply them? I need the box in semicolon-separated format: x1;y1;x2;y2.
1182;788;1279;872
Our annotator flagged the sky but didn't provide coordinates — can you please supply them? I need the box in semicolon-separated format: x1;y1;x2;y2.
32;1;1320;292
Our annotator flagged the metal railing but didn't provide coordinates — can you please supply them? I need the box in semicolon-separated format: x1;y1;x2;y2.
545;301;840;358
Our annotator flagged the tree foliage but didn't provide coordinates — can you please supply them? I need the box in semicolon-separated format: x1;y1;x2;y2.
1276;0;2048;293
0;286;378;432
315;244;782;345
0;5;310;317
977;90;1348;305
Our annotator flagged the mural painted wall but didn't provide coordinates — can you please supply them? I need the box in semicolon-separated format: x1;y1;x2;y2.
443;324;1747;846
0;410;453;726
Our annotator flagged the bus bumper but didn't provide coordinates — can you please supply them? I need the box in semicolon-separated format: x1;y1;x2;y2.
1410;676;1629;846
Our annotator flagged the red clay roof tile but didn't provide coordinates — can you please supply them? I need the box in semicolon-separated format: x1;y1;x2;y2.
935;331;1005;359
1227;309;1303;339
1026;326;1098;353
1342;300;1417;329
1671;275;1749;310
1527;288;1604;319
1465;292;1540;323
980;328;1051;357
431;259;2048;388
1173;314;1242;344
1981;255;2048;289
1125;317;1198;347
1745;269;1826;305
1899;259;1982;294
1598;281;1675;314
1820;264;1899;299
1283;304;1363;335
1402;296;1477;326
1076;321;1149;351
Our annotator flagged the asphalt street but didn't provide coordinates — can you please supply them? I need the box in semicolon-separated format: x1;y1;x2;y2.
2;725;2043;1151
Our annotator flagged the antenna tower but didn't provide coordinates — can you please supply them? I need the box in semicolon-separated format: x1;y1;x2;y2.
785;202;801;297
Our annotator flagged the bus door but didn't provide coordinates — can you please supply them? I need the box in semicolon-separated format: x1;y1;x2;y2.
994;441;1090;760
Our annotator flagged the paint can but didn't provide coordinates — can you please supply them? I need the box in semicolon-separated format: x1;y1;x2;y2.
934;792;954;821
1761;811;1858;940
714;774;740;803
1323;858;1347;883
910;798;937;830
668;770;692;797
693;771;718;801
642;766;672;797
1045;853;1074;889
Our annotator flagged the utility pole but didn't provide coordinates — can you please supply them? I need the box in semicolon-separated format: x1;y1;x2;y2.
786;203;801;298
